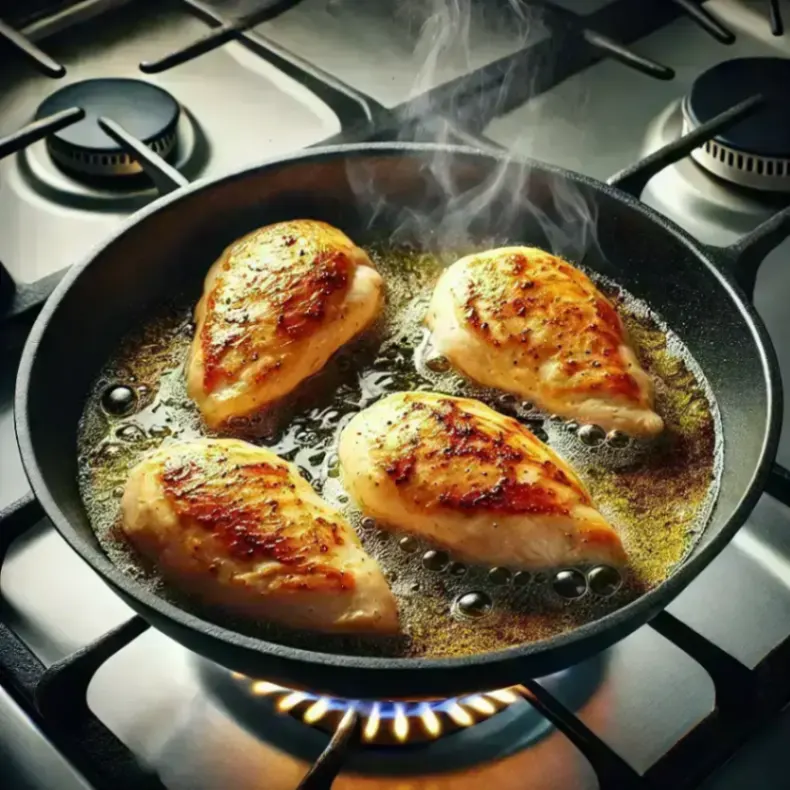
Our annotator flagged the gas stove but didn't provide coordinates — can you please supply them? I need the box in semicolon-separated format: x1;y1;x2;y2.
2;1;790;789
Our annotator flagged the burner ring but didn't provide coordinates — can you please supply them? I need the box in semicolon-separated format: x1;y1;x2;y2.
683;58;790;192
35;78;180;179
235;675;523;746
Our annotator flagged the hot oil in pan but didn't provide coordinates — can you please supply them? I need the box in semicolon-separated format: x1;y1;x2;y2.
77;246;722;659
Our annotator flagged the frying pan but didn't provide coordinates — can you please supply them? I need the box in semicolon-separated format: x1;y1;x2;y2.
14;143;784;699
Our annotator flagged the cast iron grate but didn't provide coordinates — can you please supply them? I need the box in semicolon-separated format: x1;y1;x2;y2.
3;468;790;790
1;2;790;789
0;0;753;334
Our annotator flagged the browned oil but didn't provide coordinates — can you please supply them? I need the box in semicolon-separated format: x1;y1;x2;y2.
77;246;722;659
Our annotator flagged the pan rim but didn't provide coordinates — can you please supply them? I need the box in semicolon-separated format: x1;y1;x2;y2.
14;142;782;682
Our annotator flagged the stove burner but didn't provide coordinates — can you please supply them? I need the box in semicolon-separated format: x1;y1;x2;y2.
682;58;790;192
233;674;521;746
34;78;180;179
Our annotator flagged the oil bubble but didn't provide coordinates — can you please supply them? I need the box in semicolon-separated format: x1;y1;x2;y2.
497;393;517;410
326;454;340;479
425;354;451;373
552;569;588;599
578;424;605;446
148;425;172;438
488;567;511;586
423;550;450;572
116;424;146;443
531;426;549;442
453;591;493;620
588;566;622;597
607;430;630;448
101;385;137;416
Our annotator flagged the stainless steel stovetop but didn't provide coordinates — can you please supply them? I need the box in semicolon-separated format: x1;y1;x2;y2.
1;1;790;788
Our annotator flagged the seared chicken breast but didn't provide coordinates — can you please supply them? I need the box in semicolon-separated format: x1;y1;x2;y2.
187;220;384;429
121;438;398;634
426;247;663;438
339;392;626;570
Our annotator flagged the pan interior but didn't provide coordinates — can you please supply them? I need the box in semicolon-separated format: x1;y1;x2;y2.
76;240;720;659
17;147;773;671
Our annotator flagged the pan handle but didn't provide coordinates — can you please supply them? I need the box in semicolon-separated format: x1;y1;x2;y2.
706;205;790;299
296;708;360;790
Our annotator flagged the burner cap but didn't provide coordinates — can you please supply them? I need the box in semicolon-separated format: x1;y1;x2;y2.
35;78;180;179
682;58;790;192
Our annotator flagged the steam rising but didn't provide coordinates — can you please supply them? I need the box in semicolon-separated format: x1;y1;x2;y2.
344;0;601;262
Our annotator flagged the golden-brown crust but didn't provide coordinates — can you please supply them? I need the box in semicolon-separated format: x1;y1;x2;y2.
339;393;626;569
187;220;384;429
366;393;591;516
122;440;399;633
199;221;358;394
458;250;642;403
157;443;353;593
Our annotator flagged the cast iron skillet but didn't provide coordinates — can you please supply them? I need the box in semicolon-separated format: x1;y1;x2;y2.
14;143;784;699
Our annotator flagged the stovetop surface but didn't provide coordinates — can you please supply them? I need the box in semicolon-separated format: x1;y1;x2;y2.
2;1;790;789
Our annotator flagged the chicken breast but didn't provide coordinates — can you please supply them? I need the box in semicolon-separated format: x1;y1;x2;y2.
121;438;398;634
187;220;384;429
339;392;626;569
426;247;663;438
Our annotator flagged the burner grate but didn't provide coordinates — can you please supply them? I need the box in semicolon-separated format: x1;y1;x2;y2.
0;0;726;345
